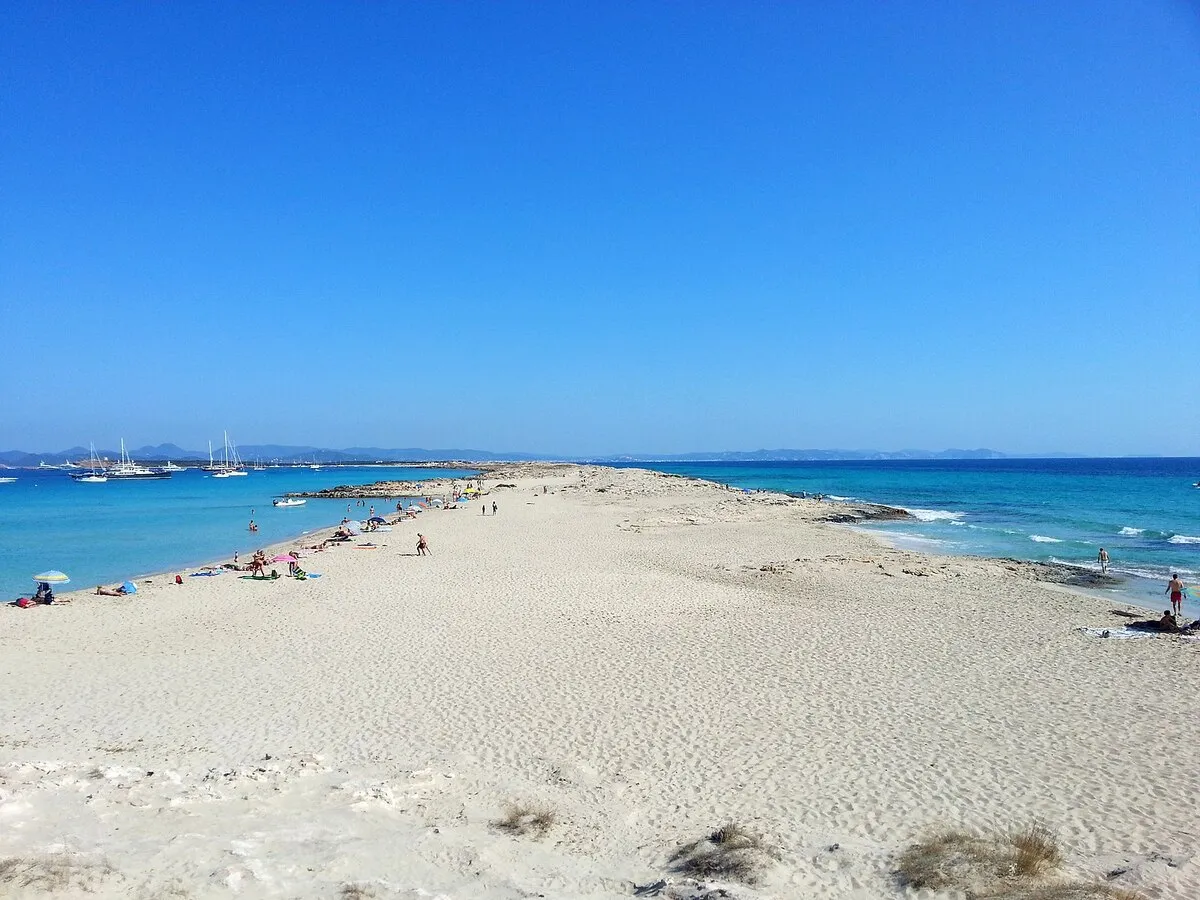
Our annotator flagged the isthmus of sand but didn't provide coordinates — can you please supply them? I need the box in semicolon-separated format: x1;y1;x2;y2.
1;465;1196;899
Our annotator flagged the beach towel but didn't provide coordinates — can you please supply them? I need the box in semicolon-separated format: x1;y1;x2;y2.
189;571;222;577
121;581;137;594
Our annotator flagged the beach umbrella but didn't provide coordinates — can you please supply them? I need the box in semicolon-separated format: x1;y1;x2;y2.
273;554;297;563
367;516;386;524
33;570;70;584
345;521;362;534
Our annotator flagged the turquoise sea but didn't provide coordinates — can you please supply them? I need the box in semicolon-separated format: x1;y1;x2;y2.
0;466;473;600
622;458;1200;615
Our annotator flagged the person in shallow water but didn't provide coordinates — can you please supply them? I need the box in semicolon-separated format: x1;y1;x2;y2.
1097;548;1109;573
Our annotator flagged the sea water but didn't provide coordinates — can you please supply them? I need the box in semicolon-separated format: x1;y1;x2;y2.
0;466;474;599
619;458;1200;615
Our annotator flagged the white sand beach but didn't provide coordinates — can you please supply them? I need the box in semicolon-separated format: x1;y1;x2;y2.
2;466;1197;899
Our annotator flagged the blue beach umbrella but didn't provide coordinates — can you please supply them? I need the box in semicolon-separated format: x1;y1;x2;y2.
33;570;70;584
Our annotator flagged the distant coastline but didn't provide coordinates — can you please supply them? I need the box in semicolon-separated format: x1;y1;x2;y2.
2;443;1184;468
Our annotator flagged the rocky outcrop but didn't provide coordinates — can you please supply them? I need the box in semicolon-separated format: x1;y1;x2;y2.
817;503;912;524
999;559;1123;588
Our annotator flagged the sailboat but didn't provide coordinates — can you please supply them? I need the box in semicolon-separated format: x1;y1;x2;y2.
106;439;171;480
72;443;108;483
210;431;248;477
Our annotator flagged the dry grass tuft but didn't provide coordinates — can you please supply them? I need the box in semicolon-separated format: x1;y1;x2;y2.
669;822;776;884
339;883;377;899
895;829;995;891
0;852;116;892
1010;823;1063;877
493;801;557;838
895;825;1146;900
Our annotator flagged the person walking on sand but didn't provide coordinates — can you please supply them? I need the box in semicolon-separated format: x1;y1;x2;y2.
1098;548;1109;574
1167;573;1184;617
492;501;498;515
416;533;430;556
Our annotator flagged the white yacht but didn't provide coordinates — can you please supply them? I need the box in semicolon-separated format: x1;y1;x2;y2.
160;461;186;472
106;439;171;480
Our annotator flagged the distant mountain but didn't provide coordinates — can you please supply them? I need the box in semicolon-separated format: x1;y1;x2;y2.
0;444;547;466
0;444;1048;468
591;448;1008;462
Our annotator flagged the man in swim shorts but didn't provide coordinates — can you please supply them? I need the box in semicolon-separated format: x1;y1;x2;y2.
1167;573;1184;617
1097;548;1109;573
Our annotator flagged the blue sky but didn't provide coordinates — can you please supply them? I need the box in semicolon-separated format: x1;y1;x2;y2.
3;2;1197;456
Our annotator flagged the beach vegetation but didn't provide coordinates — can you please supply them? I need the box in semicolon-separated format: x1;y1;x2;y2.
0;851;115;892
895;824;1145;899
493;801;557;838
669;822;776;884
339;883;378;899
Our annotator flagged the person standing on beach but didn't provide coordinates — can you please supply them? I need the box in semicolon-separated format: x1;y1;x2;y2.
1167;573;1184;617
492;501;498;515
416;533;430;556
1098;548;1109;573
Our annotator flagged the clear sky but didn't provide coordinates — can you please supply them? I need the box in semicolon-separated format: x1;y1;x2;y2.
3;2;1197;456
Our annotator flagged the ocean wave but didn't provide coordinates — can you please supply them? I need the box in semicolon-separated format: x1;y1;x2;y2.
1118;527;1144;537
827;495;852;501
1030;534;1062;543
1169;535;1200;544
905;508;964;522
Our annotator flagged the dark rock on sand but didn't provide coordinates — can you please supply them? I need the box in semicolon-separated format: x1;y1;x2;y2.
1002;559;1123;588
818;503;912;524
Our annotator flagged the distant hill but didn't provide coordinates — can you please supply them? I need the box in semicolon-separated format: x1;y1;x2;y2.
2;444;1013;467
592;448;1008;462
0;444;548;466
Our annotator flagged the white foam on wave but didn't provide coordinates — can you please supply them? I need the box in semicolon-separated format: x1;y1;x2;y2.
1030;535;1062;543
1169;535;1200;545
1118;527;1144;537
905;508;964;523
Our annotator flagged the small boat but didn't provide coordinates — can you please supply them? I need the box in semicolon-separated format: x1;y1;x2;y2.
272;497;307;507
72;442;109;483
160;461;186;472
0;476;16;484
